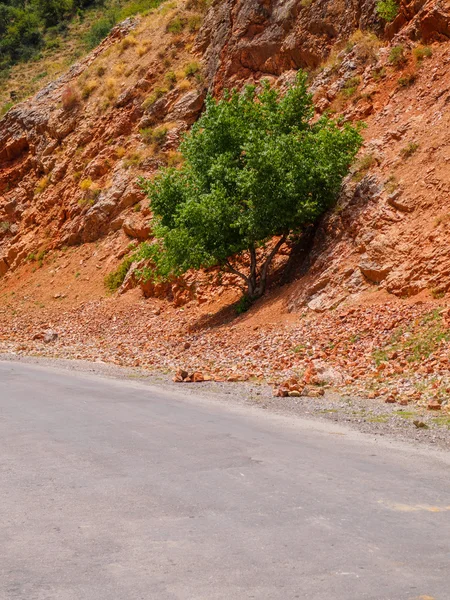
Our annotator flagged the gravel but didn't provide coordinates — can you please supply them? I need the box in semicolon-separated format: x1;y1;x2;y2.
2;353;448;452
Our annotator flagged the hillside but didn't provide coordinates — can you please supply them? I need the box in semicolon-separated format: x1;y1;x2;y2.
1;0;450;417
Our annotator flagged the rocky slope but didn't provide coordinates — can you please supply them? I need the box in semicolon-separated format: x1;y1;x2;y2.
1;0;450;416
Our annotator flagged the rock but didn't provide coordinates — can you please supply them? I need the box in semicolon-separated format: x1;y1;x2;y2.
413;420;429;429
359;255;391;284
288;390;302;397
303;386;325;398
166;90;206;125
122;218;151;241
191;372;205;383
43;329;58;343
427;401;441;411
173;368;188;382
312;360;347;386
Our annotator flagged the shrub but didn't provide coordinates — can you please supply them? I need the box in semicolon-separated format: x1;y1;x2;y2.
35;176;50;195
120;35;137;53
376;0;399;22
79;178;93;191
398;73;416;87
187;15;202;32
167;16;185;34
96;64;106;77
352;153;376;182
142;87;167;110
84;16;116;50
61;85;80;110
347;30;381;64
401;142;419;158
104;255;135;292
81;79;98;99
389;45;406;68
341;76;361;98
139;72;362;301
413;45;432;63
0;221;11;233
140;125;168;147
184;61;201;78
1;101;14;116
165;71;177;88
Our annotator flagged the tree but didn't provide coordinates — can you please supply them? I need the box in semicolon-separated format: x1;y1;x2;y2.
376;0;399;22
139;72;363;301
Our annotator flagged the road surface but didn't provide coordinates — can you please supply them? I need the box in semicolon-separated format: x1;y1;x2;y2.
0;360;449;600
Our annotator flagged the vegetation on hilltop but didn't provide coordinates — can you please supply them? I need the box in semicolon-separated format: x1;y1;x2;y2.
0;0;165;93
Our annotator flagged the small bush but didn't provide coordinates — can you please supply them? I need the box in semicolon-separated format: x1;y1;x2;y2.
85;17;115;50
235;295;252;314
120;35;137;53
347;30;381;64
96;65;106;77
398;73;416;87
79;178;93;191
352;153;376;182
123;152;143;169
0;221;11;233
142;87;167;110
413;45;432;63
35;176;49;195
165;71;177;88
389;45;406;68
372;66;387;81
341;76;361;98
140;125;169;149
61;85;80;111
400;142;419;158
187;15;202;32
104;255;134;292
184;61;201;78
167;16;185;34
376;0;399;22
81;79;98;99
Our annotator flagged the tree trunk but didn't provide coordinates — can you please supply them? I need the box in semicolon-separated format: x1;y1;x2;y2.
246;235;288;301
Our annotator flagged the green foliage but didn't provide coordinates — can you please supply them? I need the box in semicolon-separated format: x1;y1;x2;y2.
372;310;450;366
235;295;252;315
413;45;432;62
398;73;416;87
376;0;399;22
400;142;419;158
389;45;406;68
0;0;167;78
139;72;362;300
104;255;134;292
84;15;116;49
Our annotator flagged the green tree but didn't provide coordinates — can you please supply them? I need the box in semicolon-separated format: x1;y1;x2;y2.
140;73;362;301
376;0;399;22
31;0;74;27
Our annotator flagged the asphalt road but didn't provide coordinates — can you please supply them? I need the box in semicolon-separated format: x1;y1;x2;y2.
0;361;449;600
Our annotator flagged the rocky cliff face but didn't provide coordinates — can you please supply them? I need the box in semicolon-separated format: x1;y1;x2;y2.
1;0;450;306
197;0;381;90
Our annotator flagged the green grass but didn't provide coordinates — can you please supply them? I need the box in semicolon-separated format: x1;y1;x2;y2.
372;309;450;366
395;410;417;420
431;416;450;429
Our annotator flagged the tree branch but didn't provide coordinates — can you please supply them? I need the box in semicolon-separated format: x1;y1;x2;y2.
260;234;288;282
224;259;249;284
